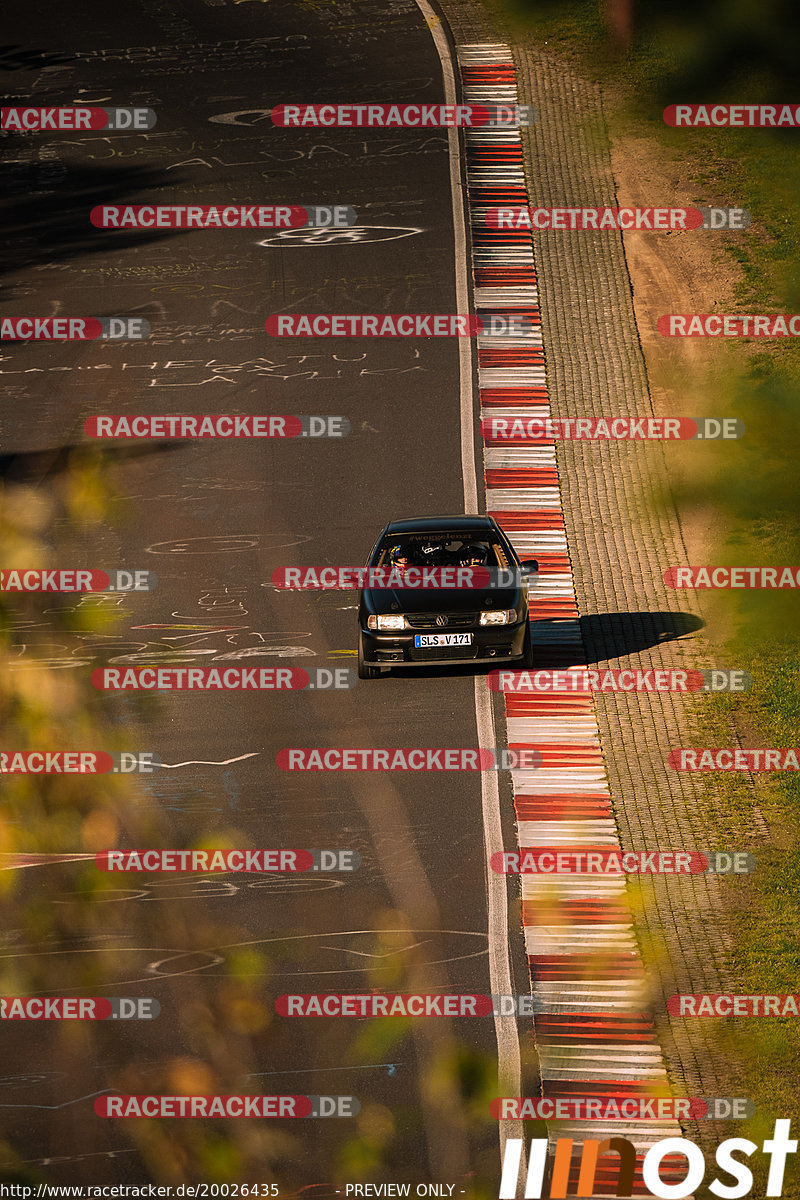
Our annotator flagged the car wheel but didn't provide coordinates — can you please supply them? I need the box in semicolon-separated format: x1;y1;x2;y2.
520;621;534;668
358;634;381;679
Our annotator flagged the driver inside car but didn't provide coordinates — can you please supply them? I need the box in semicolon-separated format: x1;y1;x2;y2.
387;544;416;574
460;543;488;567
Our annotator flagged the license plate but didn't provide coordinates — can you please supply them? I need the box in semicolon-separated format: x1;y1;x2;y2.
414;633;473;648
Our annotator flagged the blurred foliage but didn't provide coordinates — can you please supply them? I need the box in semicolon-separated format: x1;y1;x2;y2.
481;0;800;96
0;455;293;1185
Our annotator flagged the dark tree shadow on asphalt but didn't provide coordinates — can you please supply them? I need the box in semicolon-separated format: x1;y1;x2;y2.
0;44;73;71
0;441;184;485
0;160;186;283
1;51;189;295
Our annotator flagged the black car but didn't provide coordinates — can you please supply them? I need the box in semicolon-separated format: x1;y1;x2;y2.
357;515;538;678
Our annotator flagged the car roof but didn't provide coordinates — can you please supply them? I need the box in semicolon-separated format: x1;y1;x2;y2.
383;515;498;535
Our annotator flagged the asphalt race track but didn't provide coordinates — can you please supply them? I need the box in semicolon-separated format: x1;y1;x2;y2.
0;0;533;1188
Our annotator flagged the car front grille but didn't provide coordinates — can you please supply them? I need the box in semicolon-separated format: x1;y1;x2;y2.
405;612;478;629
409;644;479;662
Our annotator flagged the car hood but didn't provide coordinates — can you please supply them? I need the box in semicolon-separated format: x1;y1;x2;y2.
362;585;520;612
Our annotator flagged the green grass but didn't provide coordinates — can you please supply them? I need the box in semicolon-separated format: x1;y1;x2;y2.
469;0;800;1173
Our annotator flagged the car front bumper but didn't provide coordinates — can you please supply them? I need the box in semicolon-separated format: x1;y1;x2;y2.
360;620;528;668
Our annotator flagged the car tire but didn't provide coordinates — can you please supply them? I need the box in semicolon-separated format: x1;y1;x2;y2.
520;621;534;668
358;634;381;679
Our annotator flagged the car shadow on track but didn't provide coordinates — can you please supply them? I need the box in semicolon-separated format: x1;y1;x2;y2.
371;611;704;679
377;663;502;681
577;610;705;664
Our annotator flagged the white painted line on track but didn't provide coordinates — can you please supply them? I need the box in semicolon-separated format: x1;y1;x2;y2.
414;0;525;1172
160;753;260;768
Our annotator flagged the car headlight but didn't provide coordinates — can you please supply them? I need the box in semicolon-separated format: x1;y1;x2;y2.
367;614;407;631
480;609;516;626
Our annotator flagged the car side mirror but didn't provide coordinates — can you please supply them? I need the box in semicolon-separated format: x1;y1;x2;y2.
520;559;539;577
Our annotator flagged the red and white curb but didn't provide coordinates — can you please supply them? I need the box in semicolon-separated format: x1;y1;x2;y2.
458;42;683;1176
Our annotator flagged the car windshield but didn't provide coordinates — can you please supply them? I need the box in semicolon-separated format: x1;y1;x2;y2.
375;534;510;569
